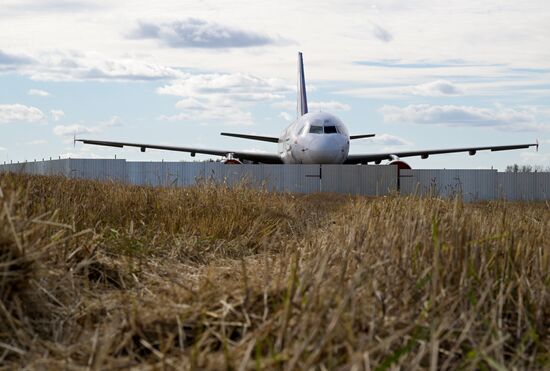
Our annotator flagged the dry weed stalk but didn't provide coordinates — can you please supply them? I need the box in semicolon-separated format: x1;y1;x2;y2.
0;173;548;369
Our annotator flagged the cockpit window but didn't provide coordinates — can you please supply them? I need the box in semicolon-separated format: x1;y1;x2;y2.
324;126;338;134
309;125;323;134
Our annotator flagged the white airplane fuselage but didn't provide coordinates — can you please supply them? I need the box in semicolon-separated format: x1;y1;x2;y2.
277;112;350;164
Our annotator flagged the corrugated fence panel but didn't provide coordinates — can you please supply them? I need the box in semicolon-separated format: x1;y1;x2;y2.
227;165;265;188
175;162;204;186
139;162;169;187
368;165;398;196
24;162;36;175
126;162;143;185
322;165;359;194
2;162;30;175
496;173;550;201
260;165;285;192
69;159;126;182
126;162;205;187
496;173;518;200
203;162;225;184
283;164;320;193
400;169;497;201
513;173;536;200
41;159;69;176
0;159;71;177
535;173;550;201
459;170;497;201
55;159;69;176
181;162;207;186
160;162;188;187
322;165;397;195
127;162;154;186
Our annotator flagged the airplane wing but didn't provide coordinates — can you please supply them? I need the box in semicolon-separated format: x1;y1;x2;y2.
76;139;283;163
344;143;539;164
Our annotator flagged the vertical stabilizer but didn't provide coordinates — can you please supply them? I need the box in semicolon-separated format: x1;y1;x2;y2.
297;52;308;117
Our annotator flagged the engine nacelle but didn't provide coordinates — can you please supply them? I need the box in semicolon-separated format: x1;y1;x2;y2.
223;159;243;164
388;160;412;170
222;153;243;164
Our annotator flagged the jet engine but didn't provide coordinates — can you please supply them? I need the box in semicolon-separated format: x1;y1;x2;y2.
222;153;243;164
388;160;411;169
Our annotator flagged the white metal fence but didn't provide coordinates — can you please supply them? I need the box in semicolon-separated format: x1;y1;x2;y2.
1;159;549;200
400;169;498;202
496;173;550;201
399;169;550;201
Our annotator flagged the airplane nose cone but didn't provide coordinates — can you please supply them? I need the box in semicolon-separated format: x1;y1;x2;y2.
307;135;348;164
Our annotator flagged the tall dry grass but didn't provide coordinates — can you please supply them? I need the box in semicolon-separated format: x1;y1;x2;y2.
0;173;548;370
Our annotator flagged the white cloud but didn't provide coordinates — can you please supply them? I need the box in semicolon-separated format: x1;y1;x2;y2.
0;50;34;67
75;57;182;81
158;72;289;100
273;100;351;112
1;1;550;89
0;104;44;124
0;146;6;151
309;101;351;112
372;24;393;43
59;151;102;159
339;80;463;98
28;88;50;96
5;1;103;13
279;112;293;122
380;104;549;131
158;72;289;126
51;109;65;121
8;50;185;82
101;115;122;127
53;124;97;136
171;97;253;126
160;103;253;126
53;115;125;136
130;18;282;48
370;134;411;146
408;80;463;96
352;133;411;147
519;152;550;166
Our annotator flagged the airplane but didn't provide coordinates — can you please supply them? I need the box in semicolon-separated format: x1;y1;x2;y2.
77;52;538;167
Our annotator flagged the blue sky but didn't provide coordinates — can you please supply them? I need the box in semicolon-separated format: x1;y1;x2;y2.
1;0;549;169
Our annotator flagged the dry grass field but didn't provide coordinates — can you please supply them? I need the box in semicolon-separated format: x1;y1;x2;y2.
1;173;548;370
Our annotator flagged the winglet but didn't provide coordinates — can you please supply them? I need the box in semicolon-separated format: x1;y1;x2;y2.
536;139;539;152
73;133;76;148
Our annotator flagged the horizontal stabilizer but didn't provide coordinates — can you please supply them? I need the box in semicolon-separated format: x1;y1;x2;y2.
350;134;376;140
220;132;279;143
